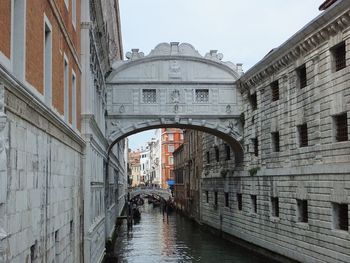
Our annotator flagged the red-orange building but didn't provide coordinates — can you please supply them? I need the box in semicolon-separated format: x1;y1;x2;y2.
161;128;183;189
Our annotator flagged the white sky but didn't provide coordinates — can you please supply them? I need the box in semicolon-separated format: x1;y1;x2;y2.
120;0;324;150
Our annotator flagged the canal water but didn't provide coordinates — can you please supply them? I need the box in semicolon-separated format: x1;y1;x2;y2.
114;202;279;263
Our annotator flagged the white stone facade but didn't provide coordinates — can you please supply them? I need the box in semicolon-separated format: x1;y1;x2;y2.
0;73;84;263
201;1;350;263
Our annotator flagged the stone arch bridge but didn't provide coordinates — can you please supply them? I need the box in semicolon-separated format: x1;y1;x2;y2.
106;42;244;164
128;187;172;201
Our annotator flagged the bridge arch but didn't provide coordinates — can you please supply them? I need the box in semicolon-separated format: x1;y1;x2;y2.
106;42;245;165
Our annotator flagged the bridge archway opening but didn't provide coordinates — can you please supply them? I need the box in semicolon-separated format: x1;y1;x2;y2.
107;124;244;166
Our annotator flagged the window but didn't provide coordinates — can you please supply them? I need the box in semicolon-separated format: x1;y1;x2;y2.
332;203;348;231
13;0;26;79
44;19;52;105
72;0;76;28
225;192;229;207
252;138;258;156
334;113;348;142
271;132;280;152
271;197;279;217
215;146;219;162
297;199;308;223
64;57;69;121
55;230;59;262
206;151;210;164
169;156;174;165
30;241;38;262
205;191;209;203
168;133;174;141
298;123;308;147
237;193;242;211
251;195;257;214
64;0;69;9
195;89;209;103
297;64;307;89
331;42;346;72
72;72;77;129
249;92;257;110
214;191;218;206
142;89;157;103
225;144;231;160
180;133;184;140
271;80;279;101
70;220;74;251
168;145;175;152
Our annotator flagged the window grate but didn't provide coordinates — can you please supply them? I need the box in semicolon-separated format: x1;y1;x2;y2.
142;89;157;104
225;144;231;160
237;193;242;211
195;89;209;103
297;199;308;223
271;197;279;217
252;138;258;156
215;146;219;162
225;192;229;207
250;92;257;110
339;204;348;231
298;123;308;147
271;81;279;101
333;42;346;72
335;113;348;142
214;191;218;205
272;132;280;152
297;64;307;89
251;195;257;214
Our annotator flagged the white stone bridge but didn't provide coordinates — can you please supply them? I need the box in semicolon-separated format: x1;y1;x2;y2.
128;187;172;201
106;42;245;164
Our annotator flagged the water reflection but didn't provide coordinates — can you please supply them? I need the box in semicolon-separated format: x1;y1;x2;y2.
114;203;278;263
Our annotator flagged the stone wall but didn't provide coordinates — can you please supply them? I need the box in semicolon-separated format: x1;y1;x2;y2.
1;84;84;263
201;2;350;263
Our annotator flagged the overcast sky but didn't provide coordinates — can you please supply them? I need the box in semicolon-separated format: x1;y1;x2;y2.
119;0;323;150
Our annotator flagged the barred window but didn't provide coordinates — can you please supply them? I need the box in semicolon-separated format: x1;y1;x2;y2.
298;123;308;147
250;92;257;110
237;193;242;211
225;192;229;207
251;195;257;214
332;203;348;231
215;146;219;162
225;144;231;160
195;89;209;103
271;132;280;152
271;197;279;217
297;199;308;223
271;80;279;101
297;64;307;89
334;113;348;142
252;138;258;156
214;191;218;205
331;42;346;72
142;89;157;104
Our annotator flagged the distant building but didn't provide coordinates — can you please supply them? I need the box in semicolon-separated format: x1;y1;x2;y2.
173;130;204;221
128;150;141;187
161;128;184;189
140;146;151;184
148;130;162;186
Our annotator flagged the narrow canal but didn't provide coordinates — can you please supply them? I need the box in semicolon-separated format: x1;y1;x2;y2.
114;202;280;263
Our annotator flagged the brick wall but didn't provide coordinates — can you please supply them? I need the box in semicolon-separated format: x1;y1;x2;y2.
0;1;11;59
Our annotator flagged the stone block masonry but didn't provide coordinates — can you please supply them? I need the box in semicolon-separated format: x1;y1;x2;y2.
1;86;84;263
